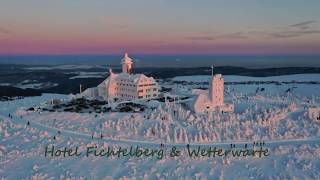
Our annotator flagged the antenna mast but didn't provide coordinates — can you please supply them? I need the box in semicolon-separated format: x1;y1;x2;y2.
211;65;214;76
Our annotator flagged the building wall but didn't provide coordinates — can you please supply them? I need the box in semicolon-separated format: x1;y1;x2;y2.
110;78;136;101
137;78;159;100
194;100;234;113
218;104;234;113
106;77;117;98
210;74;224;106
106;76;159;101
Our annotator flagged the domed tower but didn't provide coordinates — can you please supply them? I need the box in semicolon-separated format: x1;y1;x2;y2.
121;52;133;74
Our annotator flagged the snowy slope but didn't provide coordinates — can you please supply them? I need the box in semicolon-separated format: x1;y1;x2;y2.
1;73;320;179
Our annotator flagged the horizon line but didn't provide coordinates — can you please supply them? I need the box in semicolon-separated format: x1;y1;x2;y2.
1;53;320;56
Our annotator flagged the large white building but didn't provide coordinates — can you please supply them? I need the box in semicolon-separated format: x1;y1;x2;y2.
81;53;160;101
191;69;234;113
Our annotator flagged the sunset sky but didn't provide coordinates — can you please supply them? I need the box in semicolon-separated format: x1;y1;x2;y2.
0;0;320;55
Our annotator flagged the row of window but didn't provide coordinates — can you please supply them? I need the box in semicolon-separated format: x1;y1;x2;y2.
119;78;153;83
119;79;133;83
138;88;158;93
117;94;136;98
117;83;136;87
138;94;158;99
114;87;158;94
138;83;156;87
116;83;157;89
147;94;158;98
114;87;136;93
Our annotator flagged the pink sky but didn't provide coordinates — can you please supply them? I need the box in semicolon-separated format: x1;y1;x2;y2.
1;0;320;55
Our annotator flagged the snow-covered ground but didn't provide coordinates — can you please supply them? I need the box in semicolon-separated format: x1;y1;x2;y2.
172;74;320;83
68;72;106;79
1;74;320;179
16;82;59;90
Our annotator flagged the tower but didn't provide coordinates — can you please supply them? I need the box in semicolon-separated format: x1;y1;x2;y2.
209;66;224;106
121;52;133;74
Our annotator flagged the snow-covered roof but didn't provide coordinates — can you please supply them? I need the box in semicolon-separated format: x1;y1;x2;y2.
107;72;156;84
192;89;208;95
194;93;210;104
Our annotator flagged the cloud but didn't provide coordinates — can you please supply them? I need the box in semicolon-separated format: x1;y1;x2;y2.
268;20;319;38
219;32;247;39
290;20;316;28
186;32;247;41
257;20;320;39
0;27;11;34
269;30;320;38
186;36;215;41
186;20;319;41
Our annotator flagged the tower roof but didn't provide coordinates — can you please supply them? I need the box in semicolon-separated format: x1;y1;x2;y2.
121;52;133;64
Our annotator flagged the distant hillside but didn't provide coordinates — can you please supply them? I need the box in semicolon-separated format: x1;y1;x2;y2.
1;64;320;95
135;66;320;79
0;86;42;98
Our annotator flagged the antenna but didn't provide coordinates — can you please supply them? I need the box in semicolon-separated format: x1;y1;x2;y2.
211;65;214;76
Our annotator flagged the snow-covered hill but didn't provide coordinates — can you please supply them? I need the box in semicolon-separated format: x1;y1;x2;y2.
1;74;320;179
